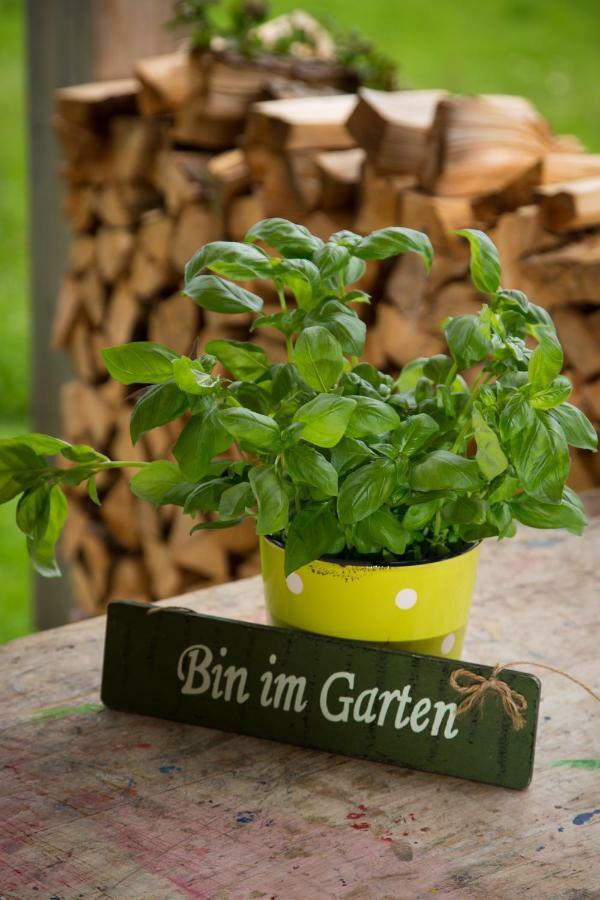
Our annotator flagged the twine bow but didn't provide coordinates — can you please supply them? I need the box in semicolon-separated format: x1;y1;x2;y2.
450;660;600;730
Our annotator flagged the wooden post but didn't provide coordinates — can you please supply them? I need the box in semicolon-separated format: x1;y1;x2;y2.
25;0;179;629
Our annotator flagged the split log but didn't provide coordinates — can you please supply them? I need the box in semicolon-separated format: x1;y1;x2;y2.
56;79;138;130
567;449;596;493
109;116;164;182
226;192;265;242
99;476;141;551
171;105;244;150
376;303;445;368
68;320;97;382
52;276;82;349
398;189;472;256
148;292;200;356
169;510;229;582
69;234;96;274
107;556;150;604
535;177;600;232
347;88;446;174
105;280;140;347
426;281;484;330
420;95;553;197
170;203;223;272
152;149;214;215
354;164;415;233
471;159;543;222
245;94;357;152
553;308;600;379
110;410;149;478
96;227;135;283
207;148;252;208
520;234;600;306
491;205;562;292
582;379;600;421
96;182;160;228
53;114;109;181
135;51;191;117
316;147;365;210
63;185;97;232
141;539;184;599
542;153;600;184
384;252;430;319
78;266;105;326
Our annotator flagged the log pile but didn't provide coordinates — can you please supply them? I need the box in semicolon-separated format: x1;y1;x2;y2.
52;51;600;615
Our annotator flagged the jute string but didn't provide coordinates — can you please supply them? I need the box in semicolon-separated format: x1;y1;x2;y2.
449;661;600;731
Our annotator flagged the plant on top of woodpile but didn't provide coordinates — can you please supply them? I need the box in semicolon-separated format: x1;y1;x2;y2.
168;0;398;89
1;222;597;578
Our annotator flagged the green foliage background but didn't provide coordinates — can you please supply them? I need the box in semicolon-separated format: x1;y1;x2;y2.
1;0;599;641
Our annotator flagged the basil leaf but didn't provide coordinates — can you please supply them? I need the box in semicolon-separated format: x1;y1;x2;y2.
456;229;501;295
172;357;219;395
102;342;178;385
392;414;439;456
131;461;192;506
337;458;396;524
60;444;108;464
219;408;280;451
249;465;289;535
284;502;341;575
173;407;233;481
442;497;487;525
206;339;270;382
530;375;571;410
511;487;587;536
410;451;481;492
218;482;254;519
284;444;338;496
346;396;400;438
444;315;490;369
356;507;409;555
472;408;508;480
293;394;356;448
313;243;350;279
354;227;433;270
16;483;51;542
26;485;68;578
130;381;188;444
511;411;569;503
547;403;598;451
292;326;344;391
306;300;366;356
330;436;376;475
244;218;323;258
185;241;272;281
1;434;67;456
402;499;439;530
183;274;263;314
528;324;563;390
184;477;232;514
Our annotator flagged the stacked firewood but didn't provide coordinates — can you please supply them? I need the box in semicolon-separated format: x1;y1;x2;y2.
52;50;600;615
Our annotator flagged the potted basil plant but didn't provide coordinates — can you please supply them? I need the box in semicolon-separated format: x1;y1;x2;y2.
2;221;596;659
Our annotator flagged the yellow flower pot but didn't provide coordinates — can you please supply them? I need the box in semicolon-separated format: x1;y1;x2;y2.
259;537;481;660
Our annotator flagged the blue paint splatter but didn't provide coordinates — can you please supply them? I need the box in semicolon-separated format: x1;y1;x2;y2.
159;764;182;774
127;777;136;788
236;811;255;824
292;865;299;871
558;826;565;832
536;845;545;852
544;715;552;721
259;778;268;785
573;809;600;826
339;878;348;886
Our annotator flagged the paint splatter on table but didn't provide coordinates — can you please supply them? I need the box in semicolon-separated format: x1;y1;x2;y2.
1;517;599;899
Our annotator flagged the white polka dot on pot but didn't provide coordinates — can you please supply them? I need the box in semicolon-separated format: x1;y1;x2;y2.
286;573;303;595
441;633;456;655
395;588;418;610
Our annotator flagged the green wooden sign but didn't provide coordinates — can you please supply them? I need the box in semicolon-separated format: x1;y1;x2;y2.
101;600;540;789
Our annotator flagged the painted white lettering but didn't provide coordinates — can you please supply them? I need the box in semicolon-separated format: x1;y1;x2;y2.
260;670;275;707
320;672;355;722
273;674;308;712
353;687;379;724
410;697;431;733
177;644;212;695
431;701;459;739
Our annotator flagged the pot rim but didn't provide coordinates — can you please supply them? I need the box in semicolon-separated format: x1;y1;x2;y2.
264;535;481;569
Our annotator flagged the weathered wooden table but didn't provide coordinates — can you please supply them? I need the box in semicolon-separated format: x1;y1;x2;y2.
1;518;599;899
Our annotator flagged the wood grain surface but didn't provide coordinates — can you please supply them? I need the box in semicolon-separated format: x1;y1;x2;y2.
1;520;599;898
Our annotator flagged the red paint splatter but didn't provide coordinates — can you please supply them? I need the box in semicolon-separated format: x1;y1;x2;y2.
358;804;368;811
402;831;409;836
125;787;138;797
351;822;370;830
409;813;416;821
379;836;393;843
134;742;152;749
347;812;365;820
420;827;430;832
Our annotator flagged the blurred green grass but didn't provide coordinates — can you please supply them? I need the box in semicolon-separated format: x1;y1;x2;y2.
1;0;599;642
0;0;30;643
